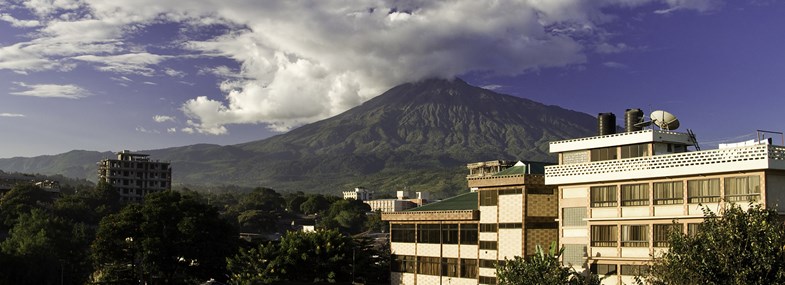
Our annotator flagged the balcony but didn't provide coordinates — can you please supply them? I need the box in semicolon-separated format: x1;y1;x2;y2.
545;144;785;185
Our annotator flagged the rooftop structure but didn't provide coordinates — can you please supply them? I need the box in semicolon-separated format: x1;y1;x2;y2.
342;187;373;201
98;150;171;202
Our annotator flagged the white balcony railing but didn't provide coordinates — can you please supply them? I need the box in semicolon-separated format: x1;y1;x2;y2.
545;145;785;185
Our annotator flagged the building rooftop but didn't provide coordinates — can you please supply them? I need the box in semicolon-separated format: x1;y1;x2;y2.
492;161;550;176
407;191;477;211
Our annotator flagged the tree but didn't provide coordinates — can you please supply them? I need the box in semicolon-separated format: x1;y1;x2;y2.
227;229;389;284
91;191;237;284
300;194;330;215
0;208;90;285
0;183;54;228
319;199;371;234
639;204;785;285
496;242;600;285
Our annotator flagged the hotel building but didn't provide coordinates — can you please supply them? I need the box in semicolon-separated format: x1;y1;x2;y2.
382;160;557;285
545;112;785;284
98;150;172;202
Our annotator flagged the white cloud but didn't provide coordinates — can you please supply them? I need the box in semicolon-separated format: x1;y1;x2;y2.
72;53;170;76
481;84;504;91
181;127;195;134
0;113;26;117
166;127;177;133
164;68;186;77
143;81;157;85
10;82;91;99
135;126;160;134
153;115;175;123
0;13;41;27
2;0;722;133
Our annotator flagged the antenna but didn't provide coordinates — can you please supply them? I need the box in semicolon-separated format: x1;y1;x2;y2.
649;110;680;130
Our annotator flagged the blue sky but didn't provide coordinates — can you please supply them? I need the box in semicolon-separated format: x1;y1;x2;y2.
1;0;783;158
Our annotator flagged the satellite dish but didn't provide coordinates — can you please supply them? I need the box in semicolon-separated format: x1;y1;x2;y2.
650;110;680;130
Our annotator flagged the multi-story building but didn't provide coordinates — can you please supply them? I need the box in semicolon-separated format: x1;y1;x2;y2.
359;190;430;212
545;112;785;284
343;187;374;201
98;150;171;202
382;160;557;285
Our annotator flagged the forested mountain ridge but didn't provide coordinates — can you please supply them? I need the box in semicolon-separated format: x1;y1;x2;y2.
0;78;596;197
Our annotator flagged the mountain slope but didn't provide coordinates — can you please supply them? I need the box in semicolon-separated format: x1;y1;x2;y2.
0;78;596;196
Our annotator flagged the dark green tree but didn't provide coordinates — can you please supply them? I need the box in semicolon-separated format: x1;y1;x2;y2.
299;194;330;215
496;243;601;285
639;204;785;285
0;208;90;285
319;199;371;234
0;183;54;228
91;191;237;284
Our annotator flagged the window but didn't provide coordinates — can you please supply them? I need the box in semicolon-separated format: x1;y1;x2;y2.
591;225;618;247
562;208;588;227
499;223;522;229
562;244;586;267
621;184;649;206
687;223;701;237
479;241;498;250
621;144;649;159
653;223;682;247
620;265;649;276
417;256;440;275
480;223;497;232
591;264;617;276
480;190;498;206
654;181;684;205
442;224;459;244
391;224;415;243
460;259;478;278
479;259;501;268
417;224;441;244
622;225;648;247
725;175;761;202
441;258;459;277
479;276;497;285
591;147;617;161
460;224;478;244
391;255;416;273
591;186;617;207
687;179;720;203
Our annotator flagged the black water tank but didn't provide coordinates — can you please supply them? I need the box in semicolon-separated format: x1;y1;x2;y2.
598;113;616;136
625;108;644;132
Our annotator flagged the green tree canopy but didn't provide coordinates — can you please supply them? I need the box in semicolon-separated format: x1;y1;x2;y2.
91;191;237;284
640;204;785;285
496;243;600;285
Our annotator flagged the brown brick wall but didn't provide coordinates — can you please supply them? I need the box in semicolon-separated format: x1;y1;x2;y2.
527;194;558;217
525;228;558;255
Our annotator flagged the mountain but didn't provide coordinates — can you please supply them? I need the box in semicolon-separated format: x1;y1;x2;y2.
0;78;596;197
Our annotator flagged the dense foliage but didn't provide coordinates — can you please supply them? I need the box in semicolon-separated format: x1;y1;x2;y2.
639;204;785;285
227;229;389;284
496;243;600;285
0;182;387;284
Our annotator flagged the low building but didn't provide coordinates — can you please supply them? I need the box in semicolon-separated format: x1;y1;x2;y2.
382;161;557;285
343;187;373;201
98;150;171;202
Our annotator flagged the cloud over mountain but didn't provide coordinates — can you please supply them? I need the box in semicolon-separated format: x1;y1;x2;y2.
0;0;722;134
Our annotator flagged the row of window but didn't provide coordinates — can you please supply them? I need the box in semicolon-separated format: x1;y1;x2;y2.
590;144;650;162
591;264;649;276
391;255;477;278
390;224;479;244
589;176;760;207
591;224;690;248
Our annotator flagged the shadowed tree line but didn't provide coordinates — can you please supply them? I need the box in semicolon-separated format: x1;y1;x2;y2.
0;183;388;285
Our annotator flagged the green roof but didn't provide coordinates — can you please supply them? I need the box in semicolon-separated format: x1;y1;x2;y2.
493;161;552;176
407;192;478;211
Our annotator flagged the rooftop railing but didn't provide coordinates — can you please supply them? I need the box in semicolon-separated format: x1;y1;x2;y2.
546;144;785;180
